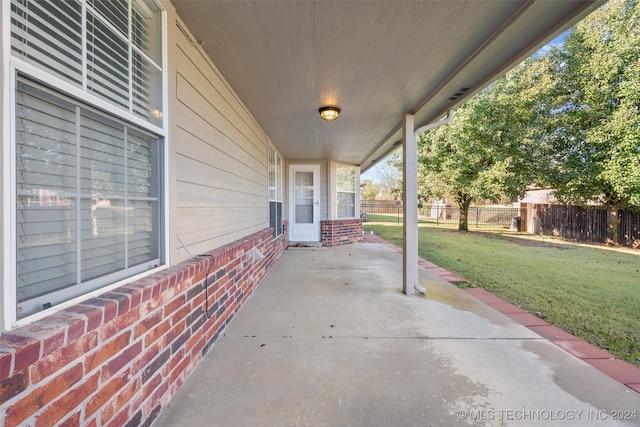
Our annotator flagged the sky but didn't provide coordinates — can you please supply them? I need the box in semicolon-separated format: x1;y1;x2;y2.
361;164;382;183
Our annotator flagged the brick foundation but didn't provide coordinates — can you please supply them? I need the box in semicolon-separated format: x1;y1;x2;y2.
0;227;287;427
321;219;363;247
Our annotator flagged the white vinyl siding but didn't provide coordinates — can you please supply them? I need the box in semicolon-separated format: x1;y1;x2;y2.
337;165;357;219
173;21;268;260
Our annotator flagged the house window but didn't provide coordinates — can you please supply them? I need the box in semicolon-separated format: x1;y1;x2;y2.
15;78;162;318
268;146;283;238
9;0;165;319
11;0;163;127
337;165;357;218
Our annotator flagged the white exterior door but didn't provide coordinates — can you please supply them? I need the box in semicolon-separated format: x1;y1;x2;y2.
289;164;320;242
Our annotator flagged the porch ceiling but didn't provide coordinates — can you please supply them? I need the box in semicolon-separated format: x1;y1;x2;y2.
172;0;604;170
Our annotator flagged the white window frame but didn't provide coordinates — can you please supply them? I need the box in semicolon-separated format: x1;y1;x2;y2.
336;164;358;219
268;145;283;238
3;0;169;329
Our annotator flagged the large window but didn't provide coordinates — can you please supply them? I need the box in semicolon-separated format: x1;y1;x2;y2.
11;0;163;127
337;165;357;219
9;0;165;319
268;146;283;238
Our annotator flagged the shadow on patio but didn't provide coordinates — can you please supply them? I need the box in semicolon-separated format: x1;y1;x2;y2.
153;242;640;426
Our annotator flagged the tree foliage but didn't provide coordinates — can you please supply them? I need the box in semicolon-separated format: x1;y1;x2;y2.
418;60;548;230
367;151;403;200
360;180;380;200
418;0;640;237
542;0;640;242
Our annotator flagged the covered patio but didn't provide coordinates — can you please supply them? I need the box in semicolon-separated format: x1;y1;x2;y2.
4;2;633;426
171;0;612;294
154;240;640;426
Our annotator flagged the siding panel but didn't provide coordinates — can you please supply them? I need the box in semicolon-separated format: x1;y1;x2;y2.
175;224;270;260
176;207;264;236
176;179;266;209
176;154;264;199
173;21;269;261
175;35;266;152
176;47;265;163
174;107;265;186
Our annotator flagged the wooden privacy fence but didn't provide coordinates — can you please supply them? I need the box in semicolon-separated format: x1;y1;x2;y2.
524;204;640;248
361;200;640;247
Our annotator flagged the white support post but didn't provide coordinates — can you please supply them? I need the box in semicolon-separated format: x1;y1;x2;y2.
402;113;418;295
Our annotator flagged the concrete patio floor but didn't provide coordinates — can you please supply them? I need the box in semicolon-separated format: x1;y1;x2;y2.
153;242;640;426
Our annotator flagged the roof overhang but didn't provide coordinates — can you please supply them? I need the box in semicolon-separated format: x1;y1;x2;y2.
172;0;606;171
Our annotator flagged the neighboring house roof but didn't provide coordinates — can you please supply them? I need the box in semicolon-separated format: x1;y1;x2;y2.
520;188;557;204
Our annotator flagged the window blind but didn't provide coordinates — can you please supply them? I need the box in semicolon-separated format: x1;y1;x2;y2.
11;0;83;86
16;81;80;303
131;0;163;126
86;10;130;109
11;0;163;127
16;78;161;317
268;146;283;237
268;147;276;201
337;165;356;218
275;154;282;201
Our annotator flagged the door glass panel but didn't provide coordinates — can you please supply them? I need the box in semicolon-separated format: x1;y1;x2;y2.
294;171;314;224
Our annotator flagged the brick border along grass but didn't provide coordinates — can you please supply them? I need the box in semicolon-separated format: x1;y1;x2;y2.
362;231;640;394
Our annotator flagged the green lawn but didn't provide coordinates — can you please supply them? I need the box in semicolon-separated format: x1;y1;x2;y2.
364;223;640;368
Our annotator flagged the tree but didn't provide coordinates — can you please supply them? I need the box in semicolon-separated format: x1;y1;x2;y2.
360;180;380;200
369;151;402;200
418;0;640;237
543;0;640;243
418;60;549;231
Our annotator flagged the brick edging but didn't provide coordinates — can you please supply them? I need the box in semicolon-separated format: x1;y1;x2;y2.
362;231;640;394
464;287;640;394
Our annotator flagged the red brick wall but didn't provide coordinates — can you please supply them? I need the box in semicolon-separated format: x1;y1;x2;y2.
321;219;363;247
0;227;287;427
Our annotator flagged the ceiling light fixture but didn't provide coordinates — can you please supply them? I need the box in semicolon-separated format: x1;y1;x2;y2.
319;106;340;122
